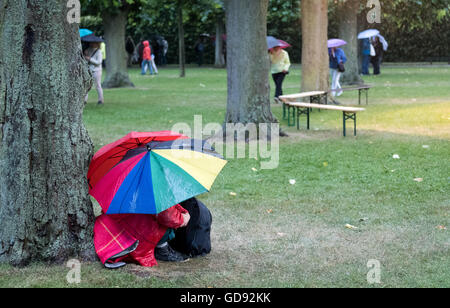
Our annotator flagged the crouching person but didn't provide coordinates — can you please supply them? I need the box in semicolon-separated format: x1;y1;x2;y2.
94;204;191;268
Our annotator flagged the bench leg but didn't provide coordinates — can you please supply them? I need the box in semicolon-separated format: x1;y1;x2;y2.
283;103;286;119
288;106;296;127
343;112;346;137
358;90;362;105
296;108;310;130
343;112;357;137
307;107;310;130
287;105;291;126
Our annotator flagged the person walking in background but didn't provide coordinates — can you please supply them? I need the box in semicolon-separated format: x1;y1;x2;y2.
371;36;383;75
270;46;291;103
361;38;371;75
125;36;135;67
141;40;154;75
329;46;347;101
84;39;104;105
150;53;159;75
195;38;205;67
162;38;168;66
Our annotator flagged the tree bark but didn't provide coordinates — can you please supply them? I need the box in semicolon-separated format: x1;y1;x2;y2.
0;0;95;265
102;9;134;88
224;0;277;126
214;18;226;68
338;0;363;85
178;0;186;78
301;0;329;94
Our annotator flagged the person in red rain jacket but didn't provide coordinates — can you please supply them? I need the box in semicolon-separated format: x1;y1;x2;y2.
141;40;155;75
94;204;190;268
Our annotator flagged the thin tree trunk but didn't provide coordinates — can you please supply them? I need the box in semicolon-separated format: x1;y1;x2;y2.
214;19;225;68
224;0;276;125
178;0;186;78
301;0;329;93
0;0;95;265
102;9;134;88
338;0;363;85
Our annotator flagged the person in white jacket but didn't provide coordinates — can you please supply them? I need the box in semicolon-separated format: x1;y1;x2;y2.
84;41;104;105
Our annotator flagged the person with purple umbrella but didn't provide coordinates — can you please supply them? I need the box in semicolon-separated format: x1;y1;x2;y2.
328;39;347;102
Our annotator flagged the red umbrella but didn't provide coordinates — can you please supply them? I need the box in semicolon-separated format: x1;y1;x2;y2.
267;36;291;50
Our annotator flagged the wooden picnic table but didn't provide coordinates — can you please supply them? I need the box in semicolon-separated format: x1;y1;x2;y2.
328;84;372;105
279;91;328;123
285;102;365;136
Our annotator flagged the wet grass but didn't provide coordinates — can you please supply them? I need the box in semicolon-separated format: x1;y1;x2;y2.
0;64;449;288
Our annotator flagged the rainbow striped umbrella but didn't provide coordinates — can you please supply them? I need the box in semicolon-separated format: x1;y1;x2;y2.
88;131;227;215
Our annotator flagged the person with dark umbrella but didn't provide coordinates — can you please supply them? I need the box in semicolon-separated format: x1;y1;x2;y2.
83;35;105;105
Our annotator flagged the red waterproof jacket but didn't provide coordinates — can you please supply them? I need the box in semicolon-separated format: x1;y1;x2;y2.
94;204;188;267
142;41;151;60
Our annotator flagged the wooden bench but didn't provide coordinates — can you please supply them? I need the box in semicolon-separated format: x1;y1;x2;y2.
328;84;372;105
285;102;365;136
279;91;328;122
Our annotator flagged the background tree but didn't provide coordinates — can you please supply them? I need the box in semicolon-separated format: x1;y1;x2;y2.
0;0;95;265
224;0;277;127
336;0;363;85
81;0;145;88
178;0;186;77
301;0;329;93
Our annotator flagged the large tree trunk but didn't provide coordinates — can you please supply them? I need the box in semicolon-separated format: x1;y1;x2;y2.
178;0;186;78
214;18;226;68
102;9;134;88
0;0;95;265
338;0;363;85
301;0;329;93
224;0;277;125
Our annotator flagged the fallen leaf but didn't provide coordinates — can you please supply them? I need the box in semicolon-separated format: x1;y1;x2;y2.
436;225;447;230
289;179;296;185
277;232;286;237
251;167;258;172
229;192;237;196
413;178;423;182
199;83;206;87
392;154;400;159
422;145;430;149
323;162;328;167
266;209;273;214
345;224;358;230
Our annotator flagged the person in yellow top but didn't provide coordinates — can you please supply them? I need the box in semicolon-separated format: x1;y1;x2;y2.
100;42;106;68
270;46;291;103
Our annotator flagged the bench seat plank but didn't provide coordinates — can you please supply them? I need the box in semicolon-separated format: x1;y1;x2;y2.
287;102;365;113
279;91;326;100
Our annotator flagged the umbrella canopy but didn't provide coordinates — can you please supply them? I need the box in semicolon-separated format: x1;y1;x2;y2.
81;34;104;43
88;131;227;215
376;34;388;51
327;39;347;48
79;29;93;38
267;36;291;50
358;29;380;39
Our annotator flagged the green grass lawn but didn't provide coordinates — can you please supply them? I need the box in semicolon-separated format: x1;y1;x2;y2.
0;64;449;288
